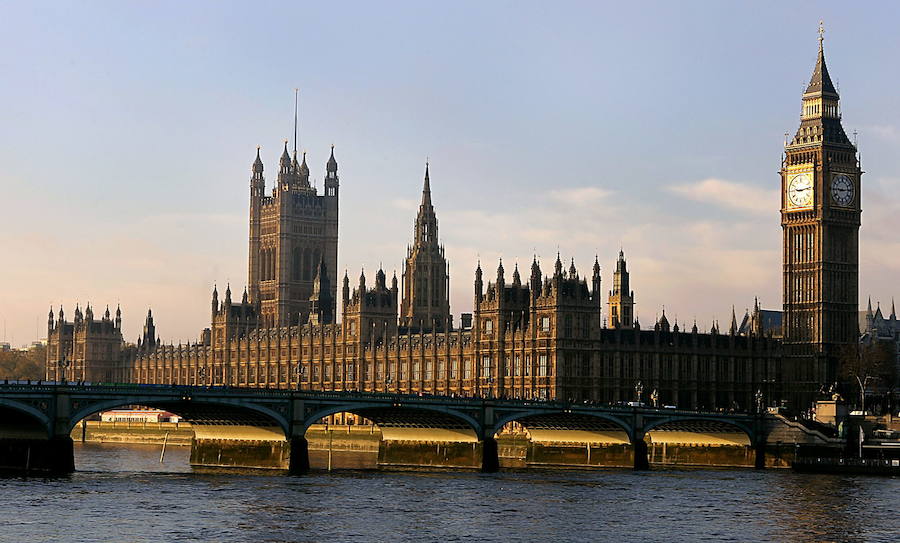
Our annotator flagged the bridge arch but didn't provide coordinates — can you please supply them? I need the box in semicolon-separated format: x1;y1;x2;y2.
301;403;484;438
0;398;52;438
490;409;635;440
641;416;755;443
66;396;291;438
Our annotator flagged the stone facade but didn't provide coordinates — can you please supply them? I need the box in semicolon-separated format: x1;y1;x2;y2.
46;304;127;382
248;144;339;327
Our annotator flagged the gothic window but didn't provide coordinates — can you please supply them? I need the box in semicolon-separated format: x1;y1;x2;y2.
292;248;302;281
483;319;493;333
464;359;472;380
481;355;491;378
302;248;311;280
540;316;550;333
538;354;548;377
515;353;521;376
564;315;572;337
451;359;459;379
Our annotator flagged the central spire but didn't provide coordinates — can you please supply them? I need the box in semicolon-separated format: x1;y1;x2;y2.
414;161;438;247
421;161;432;208
401;160;450;332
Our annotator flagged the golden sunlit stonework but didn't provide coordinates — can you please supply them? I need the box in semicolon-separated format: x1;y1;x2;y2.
47;35;859;413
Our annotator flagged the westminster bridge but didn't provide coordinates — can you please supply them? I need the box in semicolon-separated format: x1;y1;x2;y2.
0;382;821;474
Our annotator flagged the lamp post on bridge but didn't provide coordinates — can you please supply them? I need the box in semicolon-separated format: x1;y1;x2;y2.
760;378;776;413
295;363;306;391
634;380;644;404
57;352;71;383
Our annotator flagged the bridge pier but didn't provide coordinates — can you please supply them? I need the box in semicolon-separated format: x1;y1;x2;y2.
189;425;291;470
289;436;310;475
0;436;74;475
632;433;649;471
754;438;766;470
481;436;499;473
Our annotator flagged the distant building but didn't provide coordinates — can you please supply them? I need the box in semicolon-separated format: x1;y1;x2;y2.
738;299;783;339
859;299;900;385
100;409;181;423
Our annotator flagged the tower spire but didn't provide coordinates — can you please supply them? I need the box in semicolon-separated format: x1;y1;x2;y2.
805;21;837;97
401;161;450;331
422;161;432;207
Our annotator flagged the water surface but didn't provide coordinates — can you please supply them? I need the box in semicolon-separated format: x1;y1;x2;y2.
1;443;897;542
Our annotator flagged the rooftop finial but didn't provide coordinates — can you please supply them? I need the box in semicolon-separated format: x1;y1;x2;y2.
818;20;825;49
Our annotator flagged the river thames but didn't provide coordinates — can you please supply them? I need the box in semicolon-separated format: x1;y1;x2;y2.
0;443;897;542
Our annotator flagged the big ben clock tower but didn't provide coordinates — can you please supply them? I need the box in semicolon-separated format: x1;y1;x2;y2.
781;25;861;409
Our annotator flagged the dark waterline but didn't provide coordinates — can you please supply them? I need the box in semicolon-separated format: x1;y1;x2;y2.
1;443;898;543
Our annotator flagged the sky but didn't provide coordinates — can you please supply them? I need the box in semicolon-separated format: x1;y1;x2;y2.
1;1;899;347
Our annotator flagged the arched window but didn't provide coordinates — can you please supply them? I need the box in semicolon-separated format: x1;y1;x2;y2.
292;248;302;281
302;248;312;280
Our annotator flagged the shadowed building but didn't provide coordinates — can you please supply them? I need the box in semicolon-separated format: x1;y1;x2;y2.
248;143;339;327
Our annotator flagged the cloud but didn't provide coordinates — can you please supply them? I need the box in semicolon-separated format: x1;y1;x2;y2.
865;124;899;143
548;186;613;206
668;178;778;215
390;198;418;211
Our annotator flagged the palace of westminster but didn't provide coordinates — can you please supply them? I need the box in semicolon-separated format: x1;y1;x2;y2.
46;35;873;413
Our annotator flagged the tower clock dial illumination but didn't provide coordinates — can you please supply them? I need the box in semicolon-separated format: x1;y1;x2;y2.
788;173;813;207
830;174;854;206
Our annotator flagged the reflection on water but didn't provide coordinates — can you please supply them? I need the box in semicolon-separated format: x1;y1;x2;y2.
0;443;897;543
75;442;193;473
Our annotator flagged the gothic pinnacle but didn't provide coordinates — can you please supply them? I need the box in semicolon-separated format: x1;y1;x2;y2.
421;161;432;207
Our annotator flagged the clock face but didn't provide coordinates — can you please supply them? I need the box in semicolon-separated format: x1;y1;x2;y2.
831;174;854;206
788;173;813;207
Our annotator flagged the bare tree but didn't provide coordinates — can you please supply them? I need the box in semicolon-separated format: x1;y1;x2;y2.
838;341;896;413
